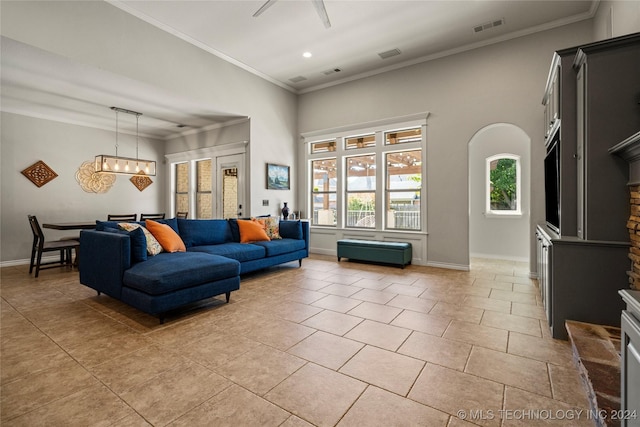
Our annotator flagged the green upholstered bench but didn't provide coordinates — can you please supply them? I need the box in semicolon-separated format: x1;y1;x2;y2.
337;239;412;268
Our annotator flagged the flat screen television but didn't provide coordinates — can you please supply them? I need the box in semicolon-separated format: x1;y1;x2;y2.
544;133;560;234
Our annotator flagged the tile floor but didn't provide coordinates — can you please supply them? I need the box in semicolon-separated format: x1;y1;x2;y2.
1;255;594;426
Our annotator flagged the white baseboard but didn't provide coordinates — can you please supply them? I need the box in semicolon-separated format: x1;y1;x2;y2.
1;256;59;268
425;261;470;271
470;252;529;263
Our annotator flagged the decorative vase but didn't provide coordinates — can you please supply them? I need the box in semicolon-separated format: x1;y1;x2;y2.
281;202;290;220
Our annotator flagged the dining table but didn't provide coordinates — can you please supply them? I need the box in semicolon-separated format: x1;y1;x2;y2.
42;221;96;230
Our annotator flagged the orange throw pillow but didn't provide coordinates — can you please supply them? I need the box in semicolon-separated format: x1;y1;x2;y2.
145;220;186;253
237;219;270;243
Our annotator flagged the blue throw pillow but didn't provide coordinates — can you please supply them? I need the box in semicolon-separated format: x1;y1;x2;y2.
279;220;303;240
102;226;147;263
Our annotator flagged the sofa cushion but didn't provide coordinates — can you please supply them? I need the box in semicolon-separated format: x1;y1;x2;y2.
101;227;147;263
118;223;163;256
123;252;240;295
279;220;303;240
238;219;270;243
188;242;266;262
252;238;306;257
178;219;232;247
145;220;186;253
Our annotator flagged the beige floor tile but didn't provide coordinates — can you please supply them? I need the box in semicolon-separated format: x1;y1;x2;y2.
121;360;230;426
507;332;574;366
324;274;362;285
63;330;152;368
398;331;472;371
265;363;367;427
340;345;424;396
284;289;327;304
352;278;394;291
495;275;535;286
1;359;96;421
463;295;512;314
280;415;315;427
302;310;364;335
513;283;538;294
344;319;412;351
472;278;514;291
89;345;185;394
502;387;594;427
181;332;261;370
391;310;451;336
296;277;333;291
408;363;504;427
347;301;403;323
338;386;449;426
287;331;365;370
5;382;134;427
318;283;363;297
312;294;363;313
263;300;324;323
383;283;425;297
489;289;538;305
217;344;305;395
242;317;316;351
387;294;437;313
548;364;591;408
379;273;418;285
480;311;542;337
430;301;484;324
511;301;547;320
443;320;509;351
350;288;397;304
169;384;290;427
465;346;552;397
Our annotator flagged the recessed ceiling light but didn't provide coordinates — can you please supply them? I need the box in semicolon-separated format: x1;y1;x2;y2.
303;52;312;58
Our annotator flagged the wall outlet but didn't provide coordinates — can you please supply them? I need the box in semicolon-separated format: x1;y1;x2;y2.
262;199;269;206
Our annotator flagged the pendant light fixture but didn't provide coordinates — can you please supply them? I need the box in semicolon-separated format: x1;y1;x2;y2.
94;107;157;176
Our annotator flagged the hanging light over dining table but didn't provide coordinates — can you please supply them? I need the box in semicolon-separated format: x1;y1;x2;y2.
94;106;157;176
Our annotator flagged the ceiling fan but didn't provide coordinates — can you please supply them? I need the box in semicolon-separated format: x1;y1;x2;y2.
253;0;331;29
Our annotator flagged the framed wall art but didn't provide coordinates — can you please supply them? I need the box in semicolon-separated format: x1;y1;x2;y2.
266;163;290;190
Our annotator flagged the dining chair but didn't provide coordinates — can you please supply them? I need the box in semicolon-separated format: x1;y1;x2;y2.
107;214;138;222
140;213;165;220
28;215;80;278
176;212;188;219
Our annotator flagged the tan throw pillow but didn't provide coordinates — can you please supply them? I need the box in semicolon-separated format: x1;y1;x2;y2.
118;222;163;256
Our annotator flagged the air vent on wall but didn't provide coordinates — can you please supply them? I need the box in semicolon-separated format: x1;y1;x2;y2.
289;76;307;83
378;48;402;59
473;18;505;33
323;68;342;76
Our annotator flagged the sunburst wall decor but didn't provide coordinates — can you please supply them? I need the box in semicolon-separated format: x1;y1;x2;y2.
76;160;116;193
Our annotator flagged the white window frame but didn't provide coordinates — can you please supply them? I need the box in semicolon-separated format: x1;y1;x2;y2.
302;113;428;232
485;153;522;217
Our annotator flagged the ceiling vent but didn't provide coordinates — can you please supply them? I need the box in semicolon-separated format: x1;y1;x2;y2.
289;76;307;83
323;68;342;76
378;48;402;60
473;18;505;33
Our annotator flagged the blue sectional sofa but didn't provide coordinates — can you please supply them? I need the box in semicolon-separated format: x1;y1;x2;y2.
79;218;309;322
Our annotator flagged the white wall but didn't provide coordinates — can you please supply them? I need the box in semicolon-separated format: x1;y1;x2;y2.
298;21;594;271
469;124;530;262
0;1;298;263
593;0;640;40
1;112;165;263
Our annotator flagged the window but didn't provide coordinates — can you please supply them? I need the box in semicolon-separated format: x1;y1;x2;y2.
345;134;375;150
346;154;376;228
196;159;213;218
386;150;421;230
311;158;337;226
486;154;521;215
304;114;426;231
175;162;189;215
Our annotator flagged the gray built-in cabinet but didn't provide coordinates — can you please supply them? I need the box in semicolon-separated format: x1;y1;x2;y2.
537;33;640;340
620;290;640;427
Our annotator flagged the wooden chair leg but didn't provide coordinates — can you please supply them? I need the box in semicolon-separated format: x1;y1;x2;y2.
35;251;43;278
29;247;36;274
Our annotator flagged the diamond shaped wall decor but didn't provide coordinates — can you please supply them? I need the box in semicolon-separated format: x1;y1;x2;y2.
130;171;153;192
21;160;58;187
